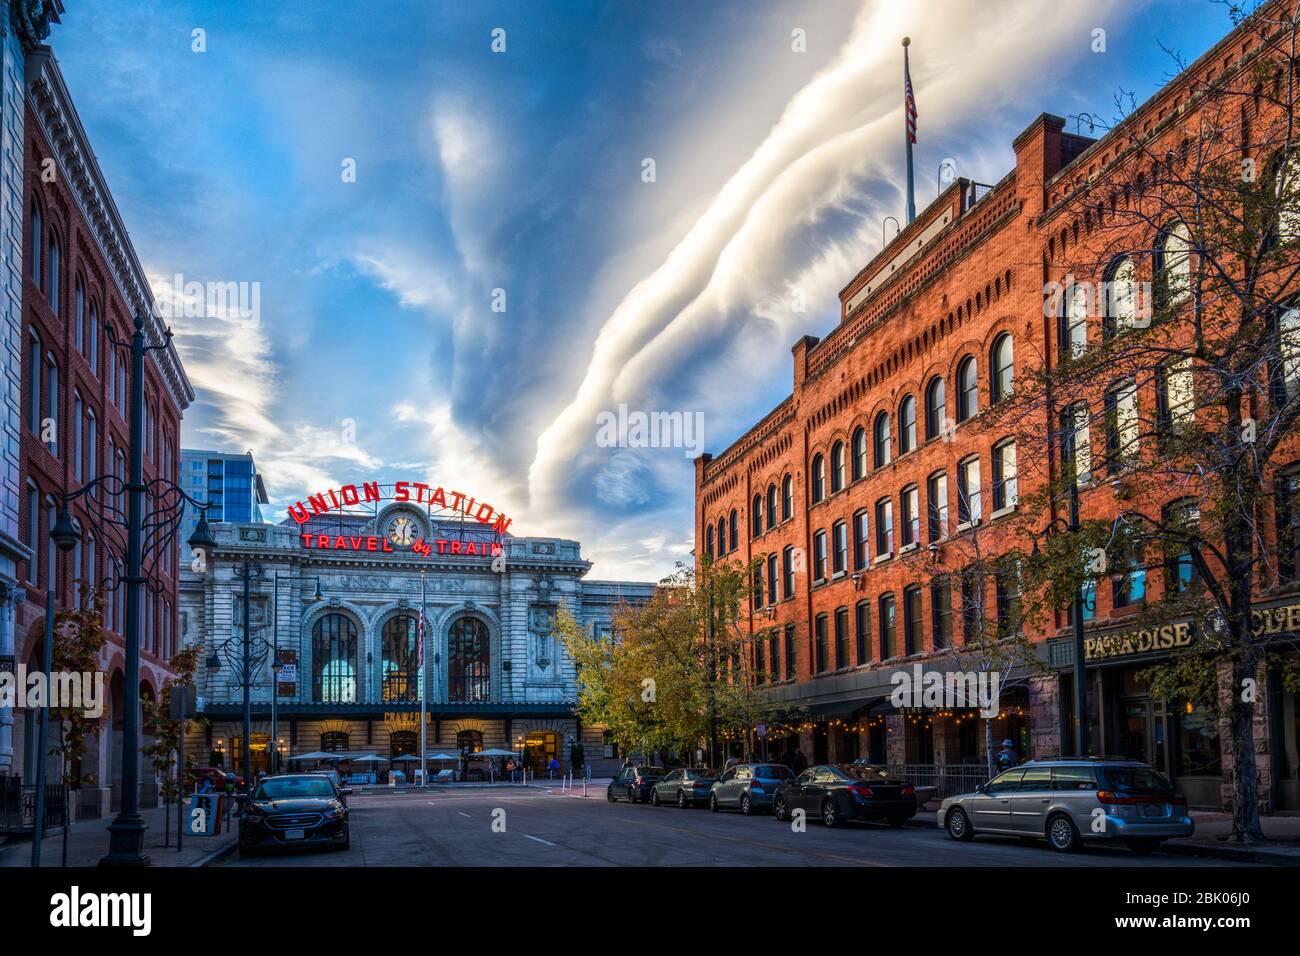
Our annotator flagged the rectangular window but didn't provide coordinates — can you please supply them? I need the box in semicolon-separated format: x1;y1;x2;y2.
27;335;41;434
931;578;952;649
879;593;896;659
993;441;1017;511
961;570;984;644
928;472;948;542
875;499;893;557
904;585;923;655
784;624;796;677
766;553;778;605
853;510;869;570
768;634;779;681
73;392;83;480
813;530;827;581
782;546;794;598
1066;404;1092;485
855;600;870;664
1105;380;1139;472
901;486;919;546
832;521;847;575
1113;545;1147;608
25;486;38;585
958;457;981;524
834;607;849;669
1158;358;1194;436
814;614;828;674
996;565;1022;634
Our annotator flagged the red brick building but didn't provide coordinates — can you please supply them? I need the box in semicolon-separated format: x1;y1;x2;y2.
12;45;193;815
695;4;1300;811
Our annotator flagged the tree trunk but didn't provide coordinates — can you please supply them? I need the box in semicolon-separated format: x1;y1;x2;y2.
1228;649;1265;842
985;718;994;779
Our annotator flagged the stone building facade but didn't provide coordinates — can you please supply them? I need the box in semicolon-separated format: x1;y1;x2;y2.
181;485;654;779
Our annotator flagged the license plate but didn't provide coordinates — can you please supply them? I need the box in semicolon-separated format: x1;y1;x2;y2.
1142;804;1164;817
285;828;306;840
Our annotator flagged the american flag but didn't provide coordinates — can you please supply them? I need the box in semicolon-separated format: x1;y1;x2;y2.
905;68;918;144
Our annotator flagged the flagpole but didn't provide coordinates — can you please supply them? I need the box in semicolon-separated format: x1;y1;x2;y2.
419;570;427;789
903;36;917;224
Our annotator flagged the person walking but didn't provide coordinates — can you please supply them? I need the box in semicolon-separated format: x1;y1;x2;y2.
995;739;1018;772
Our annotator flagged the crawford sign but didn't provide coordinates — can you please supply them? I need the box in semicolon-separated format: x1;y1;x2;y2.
287;480;513;534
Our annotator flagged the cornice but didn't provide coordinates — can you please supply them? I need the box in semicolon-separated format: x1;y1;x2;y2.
24;47;195;412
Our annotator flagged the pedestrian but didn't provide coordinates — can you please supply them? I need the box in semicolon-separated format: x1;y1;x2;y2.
547;756;560;779
996;738;1018;772
791;749;807;774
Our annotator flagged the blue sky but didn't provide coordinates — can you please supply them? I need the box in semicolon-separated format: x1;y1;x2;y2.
52;0;1233;581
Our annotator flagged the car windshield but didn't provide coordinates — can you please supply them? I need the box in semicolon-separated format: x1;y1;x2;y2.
753;765;793;779
255;777;335;800
1103;767;1174;793
685;769;717;779
841;764;892;780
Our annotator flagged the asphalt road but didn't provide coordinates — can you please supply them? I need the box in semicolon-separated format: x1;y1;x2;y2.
217;786;1248;867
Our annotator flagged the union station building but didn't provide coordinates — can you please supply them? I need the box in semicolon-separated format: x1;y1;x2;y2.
181;481;654;778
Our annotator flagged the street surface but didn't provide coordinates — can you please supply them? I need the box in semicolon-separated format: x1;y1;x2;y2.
218;786;1248;867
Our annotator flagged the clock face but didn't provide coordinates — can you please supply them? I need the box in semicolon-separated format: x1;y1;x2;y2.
387;514;418;547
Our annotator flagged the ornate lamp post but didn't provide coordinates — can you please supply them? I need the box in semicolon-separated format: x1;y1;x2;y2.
48;313;216;867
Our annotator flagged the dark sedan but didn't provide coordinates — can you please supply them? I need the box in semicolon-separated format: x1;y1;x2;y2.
606;765;666;803
238;774;351;857
772;764;916;828
650;767;718;807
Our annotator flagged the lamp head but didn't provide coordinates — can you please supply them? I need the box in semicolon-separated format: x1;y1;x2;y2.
50;506;80;553
188;511;216;565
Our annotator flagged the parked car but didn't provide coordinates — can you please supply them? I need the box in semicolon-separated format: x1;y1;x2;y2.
185;767;244;794
238;773;351;857
305;764;345;806
772;764;916;827
937;758;1193;853
709;763;796;814
650;768;718;807
607;765;666;803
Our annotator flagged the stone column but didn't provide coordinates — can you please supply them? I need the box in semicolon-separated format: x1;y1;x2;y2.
885;714;909;765
1027;675;1061;760
0;582;19;774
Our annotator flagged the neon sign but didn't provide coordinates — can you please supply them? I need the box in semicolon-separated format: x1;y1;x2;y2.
286;479;513;535
299;533;503;558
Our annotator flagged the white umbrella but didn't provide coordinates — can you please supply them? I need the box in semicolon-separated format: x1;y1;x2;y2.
427;753;459;761
346;754;385;763
390;754;422;762
474;748;519;758
289;751;341;761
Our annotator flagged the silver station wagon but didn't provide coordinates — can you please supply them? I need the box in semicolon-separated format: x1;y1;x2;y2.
938;758;1194;854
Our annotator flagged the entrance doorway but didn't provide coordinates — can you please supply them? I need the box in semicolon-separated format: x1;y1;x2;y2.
527;731;558;777
231;734;272;778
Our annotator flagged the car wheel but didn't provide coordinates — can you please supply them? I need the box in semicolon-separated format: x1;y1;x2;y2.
773;795;789;822
607;787;617;803
650;788;661;807
886;816;907;828
822;798;843;828
709;792;719;813
627;786;637;804
1047;813;1081;852
337;833;351;852
740;793;753;816
1125;838;1162;855
677;790;688;809
945;807;974;841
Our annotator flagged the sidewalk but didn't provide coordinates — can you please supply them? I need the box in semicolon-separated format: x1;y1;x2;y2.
912;806;1300;866
0;802;237;868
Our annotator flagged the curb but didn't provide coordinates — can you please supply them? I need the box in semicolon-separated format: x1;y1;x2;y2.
191;839;238;868
1161;840;1300;867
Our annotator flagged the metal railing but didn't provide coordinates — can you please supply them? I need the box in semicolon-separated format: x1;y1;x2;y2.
0;776;68;833
886;764;989;799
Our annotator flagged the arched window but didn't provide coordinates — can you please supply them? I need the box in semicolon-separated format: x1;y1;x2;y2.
851;426;867;480
381;614;419;702
717;516;727;554
766;483;778;527
47;232;59;316
811;454;825;503
873;412;891;468
899;396;916;454
1062;282;1089;358
390;731;418;758
990;334;1013;402
956;356;979;422
87;299;98;373
312;613;358;703
456;729;484;753
320;731;350;753
1159;221;1191;307
728;510;738;551
1104;257;1139;338
448;616;490;702
1277;150;1300;243
1279;307;1300;401
752;494;763;537
781;475;793;521
925;377;946;439
830;441;845;493
74;276;84;353
705;524;715;558
29;199;41;287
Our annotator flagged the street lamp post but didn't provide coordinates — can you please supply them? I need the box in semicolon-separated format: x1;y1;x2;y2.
48;314;216;868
